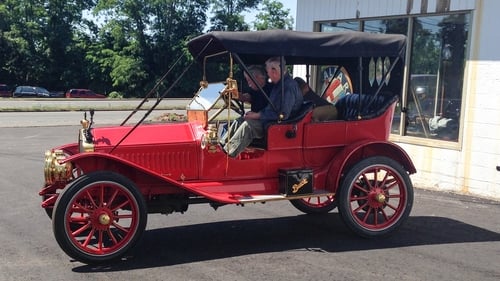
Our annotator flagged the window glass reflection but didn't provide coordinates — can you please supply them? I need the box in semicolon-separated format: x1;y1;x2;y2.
405;14;469;141
320;21;360;32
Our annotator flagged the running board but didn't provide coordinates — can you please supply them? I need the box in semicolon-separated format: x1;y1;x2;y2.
235;190;335;204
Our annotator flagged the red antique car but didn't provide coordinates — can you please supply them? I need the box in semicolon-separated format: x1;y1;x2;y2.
40;30;416;264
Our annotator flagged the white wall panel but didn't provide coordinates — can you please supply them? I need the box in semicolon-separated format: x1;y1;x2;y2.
297;0;476;32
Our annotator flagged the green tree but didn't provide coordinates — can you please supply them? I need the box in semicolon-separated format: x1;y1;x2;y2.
208;0;260;31
90;0;151;96
1;0;47;85
89;0;210;97
0;1;17;84
148;0;209;97
253;0;294;30
1;0;284;98
44;0;94;90
0;0;94;90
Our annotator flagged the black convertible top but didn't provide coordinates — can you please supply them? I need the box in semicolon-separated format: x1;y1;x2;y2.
187;29;406;64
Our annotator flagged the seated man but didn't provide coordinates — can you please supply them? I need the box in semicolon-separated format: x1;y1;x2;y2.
223;57;303;157
240;65;273;112
294;77;338;121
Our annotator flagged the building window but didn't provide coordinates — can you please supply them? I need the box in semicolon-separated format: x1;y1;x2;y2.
317;12;470;145
405;14;469;142
363;18;408;35
319;21;360;32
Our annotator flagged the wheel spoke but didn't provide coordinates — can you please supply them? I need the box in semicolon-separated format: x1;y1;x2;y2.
353;182;369;193
372;169;379;187
385;202;398;211
72;222;92;236
82;228;95;248
350;194;368;202
359;175;372;191
379;171;390;188
85;189;98;209
107;228;119;245
99;185;105;207
98;229;104;251
112;221;130;234
387;193;402;199
385;178;399;191
380;207;390;221
353;202;369;213
68;213;89;224
114;213;133;219
72;202;91;213
111;200;130;212
107;189;119;208
362;207;372;223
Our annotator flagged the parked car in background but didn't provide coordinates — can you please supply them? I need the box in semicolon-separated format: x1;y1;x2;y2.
49;91;65;98
65;88;106;98
0;84;11;97
13;86;53;98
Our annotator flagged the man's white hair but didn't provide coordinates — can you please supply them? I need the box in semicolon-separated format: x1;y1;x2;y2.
265;56;286;74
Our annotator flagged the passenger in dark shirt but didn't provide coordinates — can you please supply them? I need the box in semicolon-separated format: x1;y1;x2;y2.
294;77;338;121
240;65;273;112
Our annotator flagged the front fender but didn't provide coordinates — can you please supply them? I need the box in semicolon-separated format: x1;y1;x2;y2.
64;152;181;185
61;152;239;204
326;140;416;192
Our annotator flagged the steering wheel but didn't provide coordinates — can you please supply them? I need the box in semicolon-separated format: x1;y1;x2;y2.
222;94;245;116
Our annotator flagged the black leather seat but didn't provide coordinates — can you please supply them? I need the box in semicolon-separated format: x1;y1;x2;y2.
335;93;398;121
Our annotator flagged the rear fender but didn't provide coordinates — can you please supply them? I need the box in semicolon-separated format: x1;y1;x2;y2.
326;141;416;193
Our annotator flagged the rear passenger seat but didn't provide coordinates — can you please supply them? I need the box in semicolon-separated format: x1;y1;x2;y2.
335;93;398;120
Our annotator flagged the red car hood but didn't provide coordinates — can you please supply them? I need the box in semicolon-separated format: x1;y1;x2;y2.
92;122;204;148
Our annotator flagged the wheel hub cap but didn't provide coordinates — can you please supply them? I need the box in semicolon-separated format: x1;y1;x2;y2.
367;188;387;208
98;213;111;225
376;193;386;203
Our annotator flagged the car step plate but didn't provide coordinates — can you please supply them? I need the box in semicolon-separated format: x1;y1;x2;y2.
236;190;334;204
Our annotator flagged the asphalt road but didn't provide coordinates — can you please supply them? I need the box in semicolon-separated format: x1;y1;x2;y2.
0;124;499;281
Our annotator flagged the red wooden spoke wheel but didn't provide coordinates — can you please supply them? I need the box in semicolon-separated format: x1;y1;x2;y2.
290;195;336;214
52;171;147;264
338;156;413;237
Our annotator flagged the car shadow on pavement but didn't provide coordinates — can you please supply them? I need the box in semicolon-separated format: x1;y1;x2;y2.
72;213;500;272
